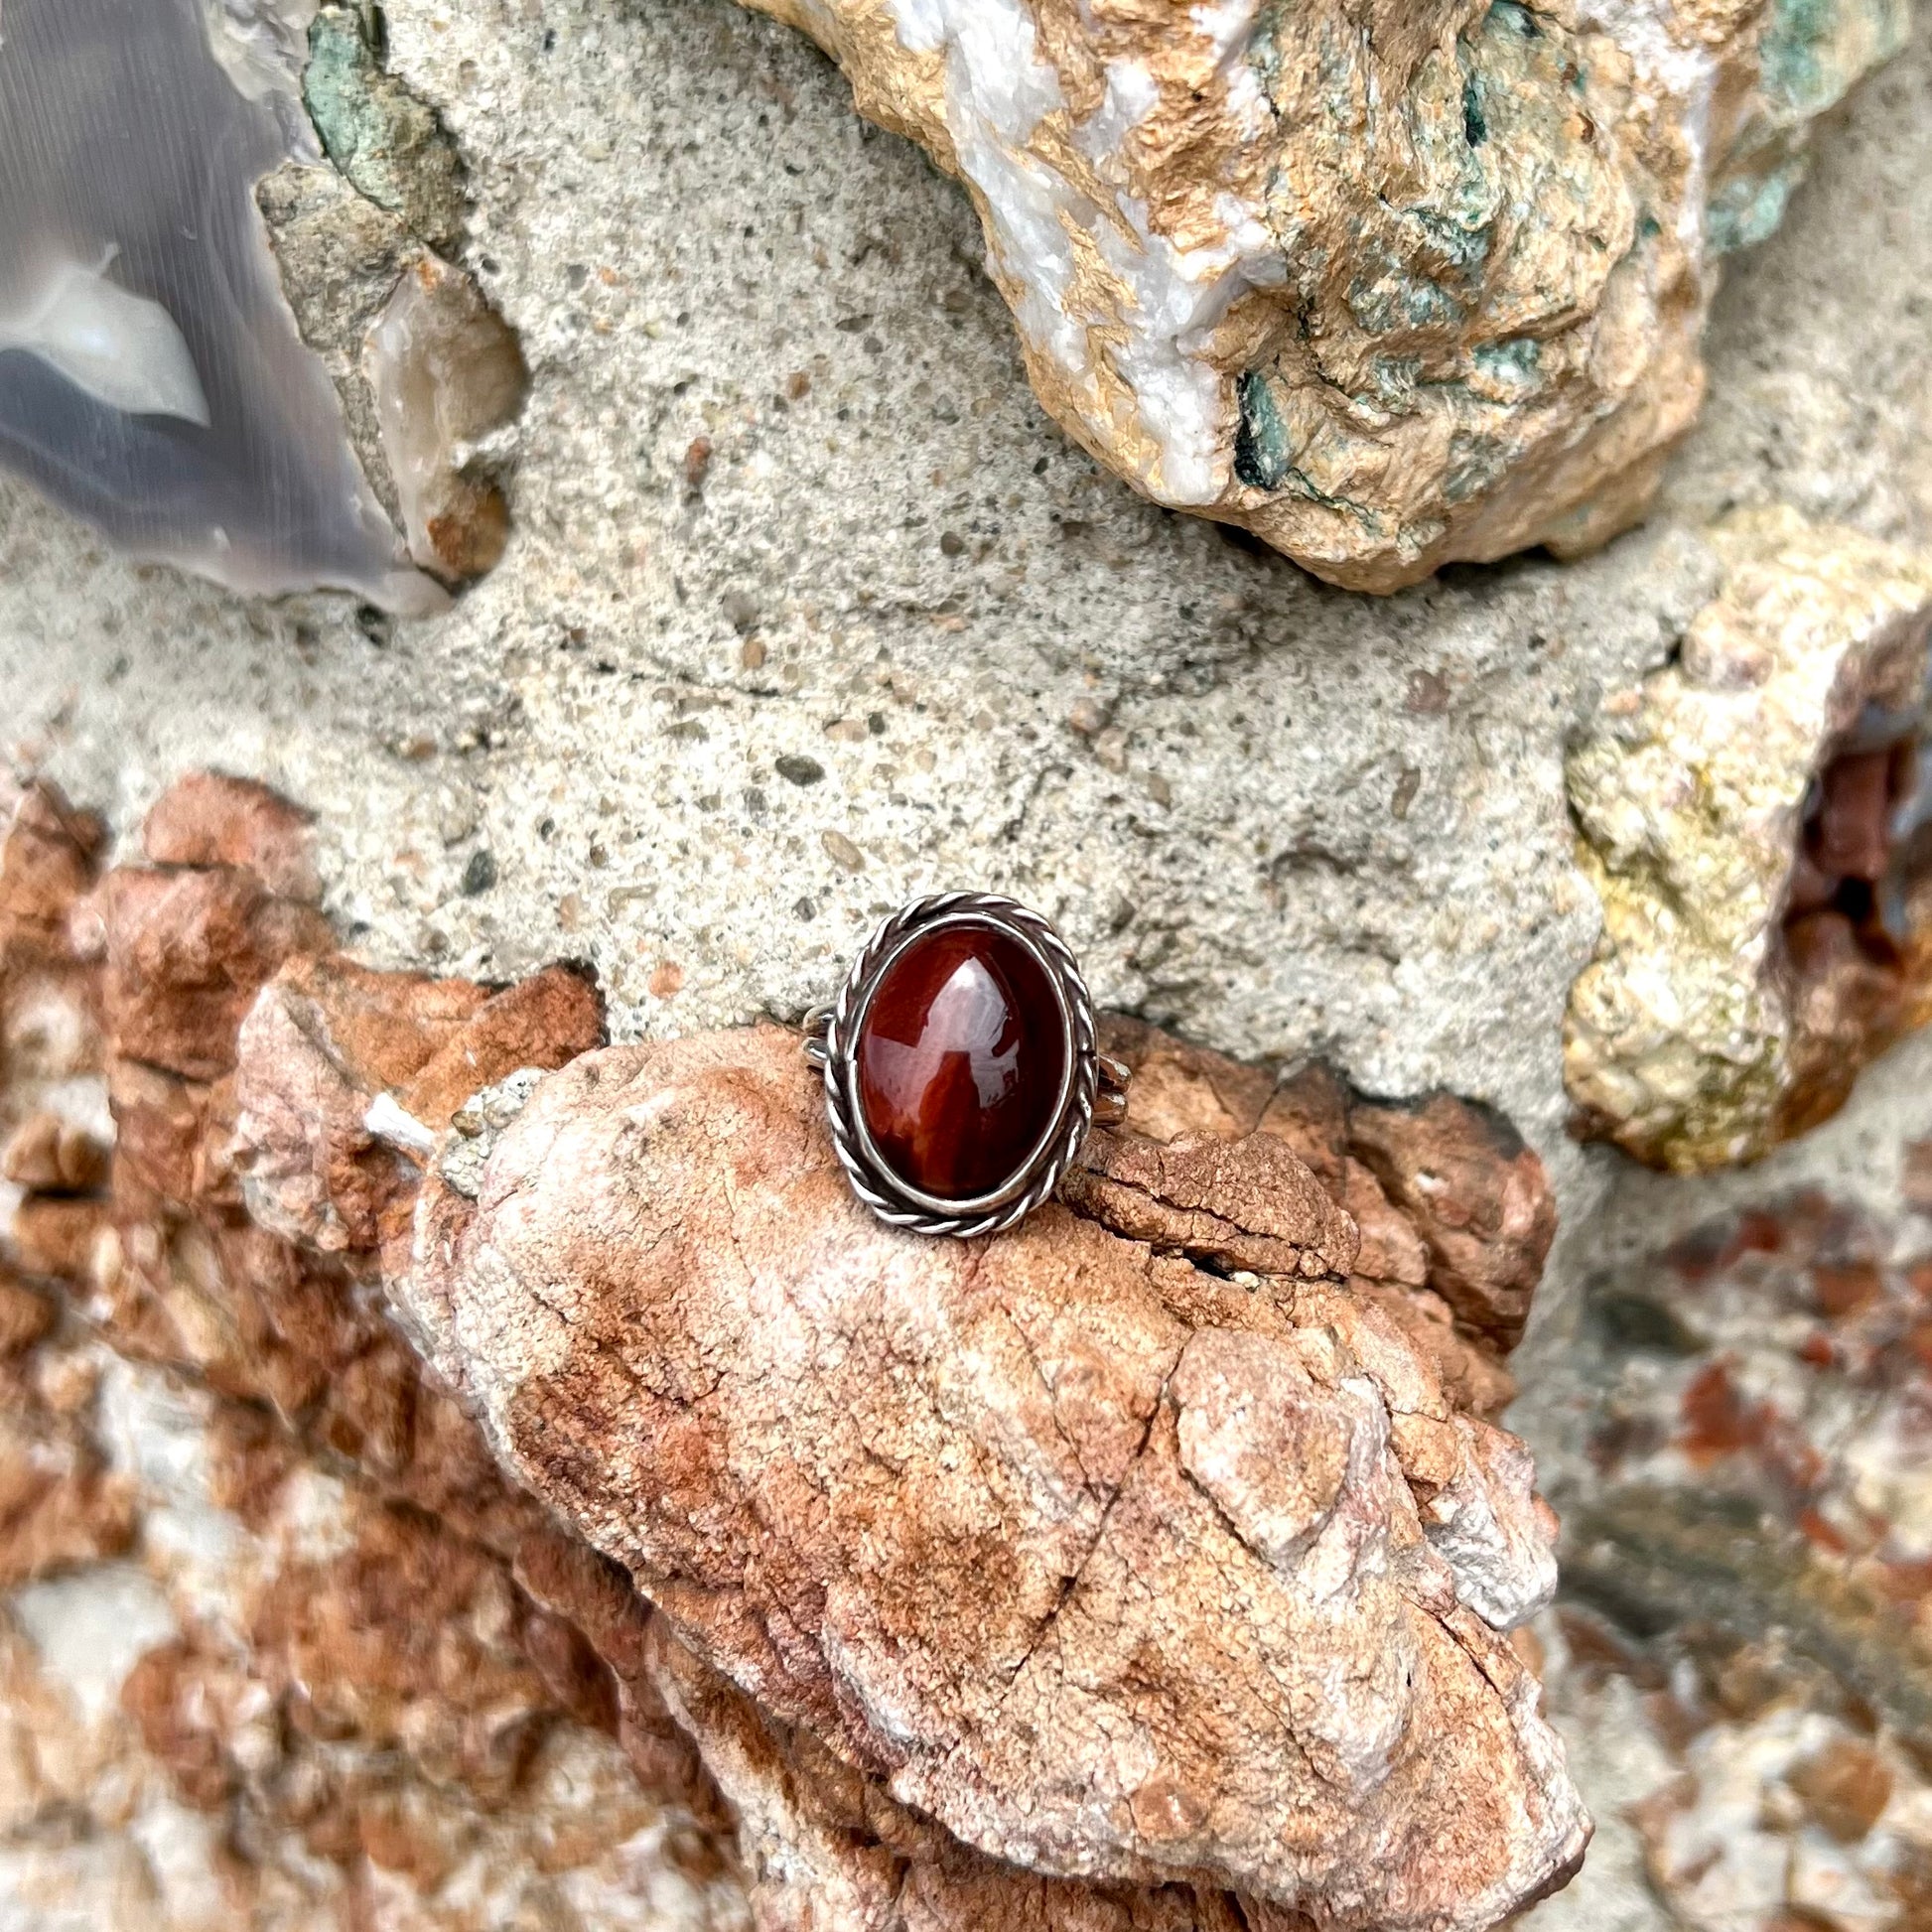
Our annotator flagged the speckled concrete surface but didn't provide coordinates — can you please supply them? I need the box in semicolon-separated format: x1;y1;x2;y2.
3;2;1931;1925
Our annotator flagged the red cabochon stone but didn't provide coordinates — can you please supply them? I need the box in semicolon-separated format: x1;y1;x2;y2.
856;922;1066;1202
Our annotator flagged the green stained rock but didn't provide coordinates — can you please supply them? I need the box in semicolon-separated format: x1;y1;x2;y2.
304;6;466;254
1707;0;1908;255
1233;370;1293;491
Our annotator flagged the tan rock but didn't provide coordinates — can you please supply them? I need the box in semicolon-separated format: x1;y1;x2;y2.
396;1023;1587;1929
367;252;529;585
0;1110;110;1194
1565;506;1932;1171
737;0;1901;589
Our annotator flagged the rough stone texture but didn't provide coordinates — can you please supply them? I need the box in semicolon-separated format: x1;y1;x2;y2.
735;0;1902;590
0;772;745;1927
1566;506;1932;1172
1;768;1584;1929
234;949;601;1251
257;7;529;589
1521;1165;1932;1932
0;1330;743;1930
396;1021;1584;1927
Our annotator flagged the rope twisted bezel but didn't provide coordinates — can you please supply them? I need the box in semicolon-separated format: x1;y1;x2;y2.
809;893;1099;1238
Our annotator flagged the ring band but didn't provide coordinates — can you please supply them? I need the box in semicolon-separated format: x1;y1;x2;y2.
804;893;1130;1236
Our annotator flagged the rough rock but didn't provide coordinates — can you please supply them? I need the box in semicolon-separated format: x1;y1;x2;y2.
645;1621;1301;1932
738;0;1900;589
103;865;335;1085
0;1326;742;1929
397;1021;1586;1928
303;2;469;255
1565;506;1932;1171
1533;1176;1932;1932
0;769;1584;1930
255;8;529;590
0;782;107;1157
140;768;323;903
234;949;603;1252
0;771;742;1924
1564;1188;1932;1743
1101;1020;1528;1415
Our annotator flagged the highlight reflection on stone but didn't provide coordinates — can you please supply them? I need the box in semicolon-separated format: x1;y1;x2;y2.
856;922;1065;1200
1565;506;1932;1172
0;0;439;613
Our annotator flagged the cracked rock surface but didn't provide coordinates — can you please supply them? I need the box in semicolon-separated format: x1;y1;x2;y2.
396;1021;1584;1927
1;769;1586;1931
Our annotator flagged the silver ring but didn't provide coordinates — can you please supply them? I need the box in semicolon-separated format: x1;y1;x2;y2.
803;893;1130;1237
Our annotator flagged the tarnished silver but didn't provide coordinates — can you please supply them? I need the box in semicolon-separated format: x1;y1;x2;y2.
804;893;1125;1237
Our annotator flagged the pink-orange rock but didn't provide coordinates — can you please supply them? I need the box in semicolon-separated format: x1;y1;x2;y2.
103;865;332;1081
0;780;104;951
141;770;322;902
3;772;1578;1931
1097;1022;1528;1417
234;955;603;1252
397;1024;1587;1930
1059;1125;1358;1279
1345;1094;1558;1353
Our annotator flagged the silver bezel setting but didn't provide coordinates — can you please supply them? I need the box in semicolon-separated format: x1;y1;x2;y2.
805;893;1099;1238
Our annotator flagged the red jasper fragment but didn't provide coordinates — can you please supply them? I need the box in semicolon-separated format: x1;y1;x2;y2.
856;923;1066;1202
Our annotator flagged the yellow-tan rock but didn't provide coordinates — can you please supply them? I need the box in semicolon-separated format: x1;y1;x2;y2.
1565;506;1932;1171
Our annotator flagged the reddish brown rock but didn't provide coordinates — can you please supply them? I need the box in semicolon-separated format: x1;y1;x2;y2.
0;1275;54;1359
10;1193;109;1282
0;784;108;1176
1060;1126;1359;1279
233;953;601;1254
0;779;104;949
103;865;332;1081
396;1024;1586;1930
1;769;735;1916
141;769;322;902
1345;1095;1558;1354
1099;1020;1537;1413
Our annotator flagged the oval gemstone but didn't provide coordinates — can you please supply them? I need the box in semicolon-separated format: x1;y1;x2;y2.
856;922;1067;1202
